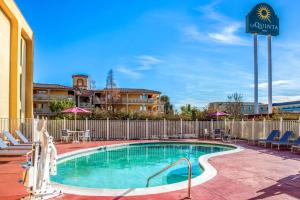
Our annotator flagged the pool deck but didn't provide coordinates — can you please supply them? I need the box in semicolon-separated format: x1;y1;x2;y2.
0;140;299;200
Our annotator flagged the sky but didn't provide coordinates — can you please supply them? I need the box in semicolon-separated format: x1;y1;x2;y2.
16;0;300;109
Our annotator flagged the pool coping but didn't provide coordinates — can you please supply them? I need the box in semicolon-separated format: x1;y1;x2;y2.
51;141;244;196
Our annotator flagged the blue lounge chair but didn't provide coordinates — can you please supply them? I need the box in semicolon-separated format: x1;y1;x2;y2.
257;130;280;147
3;131;32;146
271;131;294;150
0;138;32;150
290;136;300;153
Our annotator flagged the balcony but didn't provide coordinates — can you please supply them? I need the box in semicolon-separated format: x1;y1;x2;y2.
33;108;53;115
93;97;158;104
33;94;75;101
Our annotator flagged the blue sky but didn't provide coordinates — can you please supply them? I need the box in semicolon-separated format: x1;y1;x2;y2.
16;0;300;109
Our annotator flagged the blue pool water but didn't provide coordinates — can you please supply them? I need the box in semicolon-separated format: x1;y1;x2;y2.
51;142;234;189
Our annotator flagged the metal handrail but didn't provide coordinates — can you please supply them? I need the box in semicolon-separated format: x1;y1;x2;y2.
146;157;192;199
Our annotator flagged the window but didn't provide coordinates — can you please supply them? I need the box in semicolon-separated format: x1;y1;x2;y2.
77;79;84;86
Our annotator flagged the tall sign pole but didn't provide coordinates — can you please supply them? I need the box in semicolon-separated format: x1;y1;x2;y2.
253;34;259;114
246;3;279;115
267;35;272;114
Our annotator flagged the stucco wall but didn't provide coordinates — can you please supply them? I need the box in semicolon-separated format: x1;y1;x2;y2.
0;9;11;118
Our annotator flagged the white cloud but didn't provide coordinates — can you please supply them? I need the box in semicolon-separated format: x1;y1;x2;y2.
208;23;249;46
251;80;292;89
273;95;300;103
183;1;248;46
182;25;206;41
136;55;163;70
116;66;142;79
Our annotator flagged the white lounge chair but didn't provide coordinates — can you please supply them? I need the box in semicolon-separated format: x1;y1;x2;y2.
15;130;31;144
0;149;30;156
0;138;32;150
3;131;32;147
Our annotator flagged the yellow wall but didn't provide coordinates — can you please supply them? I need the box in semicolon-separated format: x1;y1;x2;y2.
0;0;34;119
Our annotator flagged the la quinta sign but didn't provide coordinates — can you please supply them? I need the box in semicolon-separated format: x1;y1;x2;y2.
246;3;279;114
246;3;279;36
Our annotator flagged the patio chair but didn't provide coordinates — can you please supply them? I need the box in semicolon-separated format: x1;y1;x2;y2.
3;131;32;147
15;130;31;144
79;130;91;142
61;129;71;143
0;138;32;150
271;131;294;150
257;130;280;147
222;129;232;142
211;129;222;140
203;129;210;140
289;136;300;152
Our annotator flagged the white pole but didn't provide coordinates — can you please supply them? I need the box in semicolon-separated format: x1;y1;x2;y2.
63;117;66;130
254;33;259;114
146;118;149;139
85;118;88;130
106;118;109;140
196;119;198;137
267;35;273;114
127;118;130;140
252;118;255;142
298;117;300;138
180;118;183;139
280;117;283;134
263;117;266;138
224;118;227;133
163;118;167;139
241;118;244;140
210;119;213;132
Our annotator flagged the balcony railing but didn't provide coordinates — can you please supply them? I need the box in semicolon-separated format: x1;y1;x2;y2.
33;108;52;114
33;94;75;101
94;97;158;104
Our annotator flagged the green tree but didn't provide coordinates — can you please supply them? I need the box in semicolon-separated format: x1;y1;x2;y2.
160;95;174;115
49;100;75;113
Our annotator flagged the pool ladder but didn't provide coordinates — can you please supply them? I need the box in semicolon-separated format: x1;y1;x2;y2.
146;157;192;199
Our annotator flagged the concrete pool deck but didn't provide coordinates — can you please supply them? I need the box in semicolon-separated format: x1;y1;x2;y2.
0;140;299;200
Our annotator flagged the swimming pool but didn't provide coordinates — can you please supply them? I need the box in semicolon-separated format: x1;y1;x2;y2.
51;142;242;196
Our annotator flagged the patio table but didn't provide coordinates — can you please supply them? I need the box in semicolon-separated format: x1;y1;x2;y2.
68;130;85;143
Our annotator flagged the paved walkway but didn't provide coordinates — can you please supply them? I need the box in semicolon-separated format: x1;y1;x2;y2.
0;140;299;200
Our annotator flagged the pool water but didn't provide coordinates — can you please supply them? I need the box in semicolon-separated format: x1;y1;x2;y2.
51;142;234;189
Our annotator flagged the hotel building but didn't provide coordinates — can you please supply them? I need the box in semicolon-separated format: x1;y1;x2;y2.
33;75;164;116
0;0;34;119
208;102;269;115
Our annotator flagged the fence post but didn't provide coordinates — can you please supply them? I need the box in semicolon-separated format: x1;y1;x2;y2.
146;118;149;139
180;118;183;138
63;117;66;130
252;118;255;143
196;119;198;137
280;117;283;134
127;118;130;140
298;117;300;138
263;117;266;138
241;118;244;140
163;118;167;139
106;118;109;140
85;118;88;130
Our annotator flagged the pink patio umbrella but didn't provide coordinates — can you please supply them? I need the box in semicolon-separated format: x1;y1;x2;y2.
62;107;90;131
